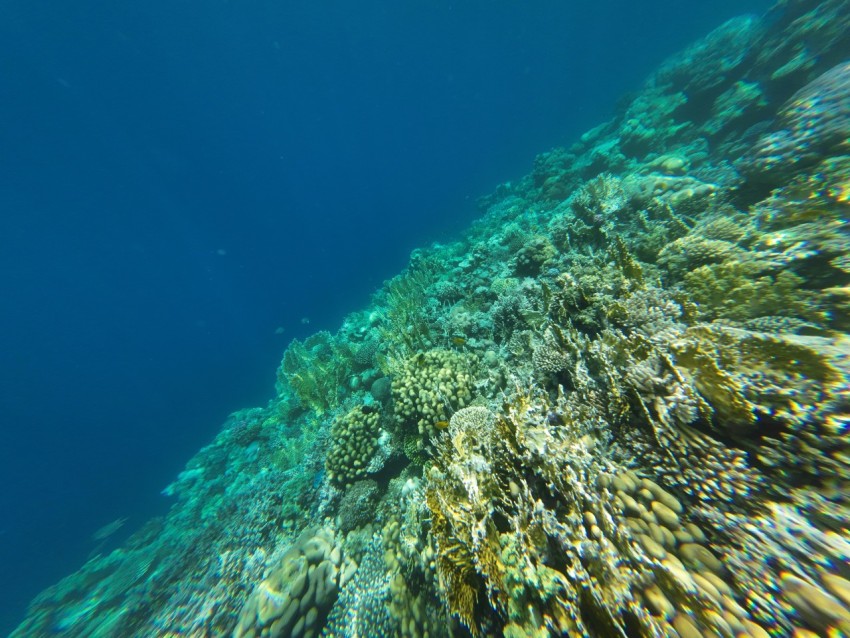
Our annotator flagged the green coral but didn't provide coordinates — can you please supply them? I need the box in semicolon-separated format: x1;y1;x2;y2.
683;261;818;321
336;479;379;533
401;434;428;465
705;79;767;135
325;405;381;486
619;90;689;158
672;325;849;481
514;235;556;276
278;331;353;415
375;257;441;360
664;159;850;328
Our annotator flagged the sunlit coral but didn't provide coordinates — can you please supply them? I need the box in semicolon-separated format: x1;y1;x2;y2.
11;3;850;637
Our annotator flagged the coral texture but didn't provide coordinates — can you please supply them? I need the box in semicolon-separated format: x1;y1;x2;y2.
740;60;850;182
325;405;381;486
233;527;344;638
10;2;850;637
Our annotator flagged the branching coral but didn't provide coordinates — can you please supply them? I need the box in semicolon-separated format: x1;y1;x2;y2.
424;383;777;637
376;257;442;360
662;157;850;328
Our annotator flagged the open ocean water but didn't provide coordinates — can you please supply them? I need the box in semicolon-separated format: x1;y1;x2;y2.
8;1;850;636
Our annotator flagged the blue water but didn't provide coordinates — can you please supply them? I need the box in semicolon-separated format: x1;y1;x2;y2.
0;0;772;631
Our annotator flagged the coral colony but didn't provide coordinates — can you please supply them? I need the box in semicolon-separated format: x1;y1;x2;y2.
12;1;850;636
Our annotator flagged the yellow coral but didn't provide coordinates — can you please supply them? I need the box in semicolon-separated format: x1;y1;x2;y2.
391;349;477;442
325;405;381;486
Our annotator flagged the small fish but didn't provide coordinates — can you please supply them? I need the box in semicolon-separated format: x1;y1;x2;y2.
92;517;128;542
451;336;466;346
434;420;449;430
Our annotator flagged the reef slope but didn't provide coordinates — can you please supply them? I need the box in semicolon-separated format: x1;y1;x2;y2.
12;1;850;636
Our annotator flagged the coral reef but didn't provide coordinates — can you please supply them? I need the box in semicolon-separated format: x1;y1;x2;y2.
278;331;354;415
325;405;381;487
514;236;557;276
233;526;345;638
11;2;850;637
390;349;477;443
336;479;380;534
739;60;850;183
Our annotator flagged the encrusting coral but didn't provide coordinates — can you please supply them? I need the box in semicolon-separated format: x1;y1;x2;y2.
10;1;850;637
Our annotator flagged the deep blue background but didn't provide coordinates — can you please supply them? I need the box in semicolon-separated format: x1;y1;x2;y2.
0;0;771;631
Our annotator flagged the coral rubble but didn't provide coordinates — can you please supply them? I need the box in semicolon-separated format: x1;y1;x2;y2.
11;1;850;636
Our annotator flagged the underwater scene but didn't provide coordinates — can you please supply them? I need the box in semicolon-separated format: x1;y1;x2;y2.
8;0;850;636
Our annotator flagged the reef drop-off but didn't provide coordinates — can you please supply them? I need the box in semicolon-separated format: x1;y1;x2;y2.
11;1;850;636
